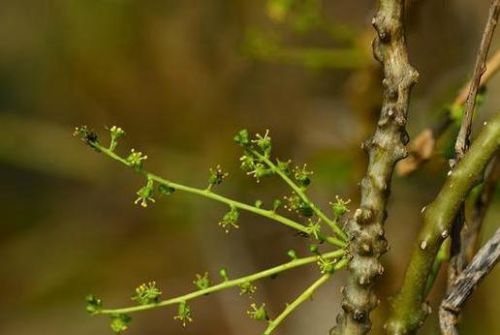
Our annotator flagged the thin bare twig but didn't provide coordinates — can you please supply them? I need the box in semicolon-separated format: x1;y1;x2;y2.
439;228;500;335
448;0;500;292
396;49;500;176
455;0;500;160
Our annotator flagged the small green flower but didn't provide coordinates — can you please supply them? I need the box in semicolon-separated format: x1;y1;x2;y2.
306;219;321;239
276;159;292;176
134;178;155;208
174;301;193;327
126;149;147;169
254;199;263;208
109;125;125;151
234;129;251;146
330;196;351;217
240;153;256;172
247;303;268;321
219;206;240;233
252;129;272;157
193;272;211;290
317;256;335;274
110;314;131;333
207;165;228;189
293;164;313;187
284;194;313;217
85;294;102;314
131;281;162;305
246;162;274;182
239;281;257;296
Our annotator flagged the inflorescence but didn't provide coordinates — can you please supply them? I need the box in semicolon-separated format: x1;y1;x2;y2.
75;125;351;334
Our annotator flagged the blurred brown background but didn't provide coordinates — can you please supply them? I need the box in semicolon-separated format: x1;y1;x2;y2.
0;0;498;334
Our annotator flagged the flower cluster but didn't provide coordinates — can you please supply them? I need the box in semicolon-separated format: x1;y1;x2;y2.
126;149;148;170
293;164;313;188
306;218;322;239
316;256;335;274
330;196;351;218
235;129;275;182
207;165;229;190
109;126;126;151
247;303;269;321
131;281;162;305
110;314;131;334
193;273;211;290
135;178;156;208
239;281;257;296
174;301;193;327
284;193;313;217
219;206;240;233
85;294;103;314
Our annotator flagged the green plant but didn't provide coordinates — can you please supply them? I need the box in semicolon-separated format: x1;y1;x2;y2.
76;0;500;334
76;125;350;334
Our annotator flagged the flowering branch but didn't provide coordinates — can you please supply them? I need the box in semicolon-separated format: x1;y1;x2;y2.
250;148;348;240
87;250;345;333
74;126;347;248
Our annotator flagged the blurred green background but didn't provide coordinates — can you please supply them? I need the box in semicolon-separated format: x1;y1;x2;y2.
0;0;498;334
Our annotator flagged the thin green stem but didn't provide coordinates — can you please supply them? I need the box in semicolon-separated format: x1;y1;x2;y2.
264;258;348;335
91;142;346;248
251;150;348;241
96;250;345;315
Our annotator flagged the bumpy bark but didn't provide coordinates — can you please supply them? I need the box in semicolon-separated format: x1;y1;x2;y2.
332;1;418;334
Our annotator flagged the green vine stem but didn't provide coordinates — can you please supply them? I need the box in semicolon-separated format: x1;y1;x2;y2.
86;140;346;248
333;0;418;333
385;112;500;334
251;149;348;241
93;250;345;315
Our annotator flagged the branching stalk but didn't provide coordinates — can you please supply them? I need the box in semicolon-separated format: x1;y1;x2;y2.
90;141;346;248
95;250;345;315
252;149;348;241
